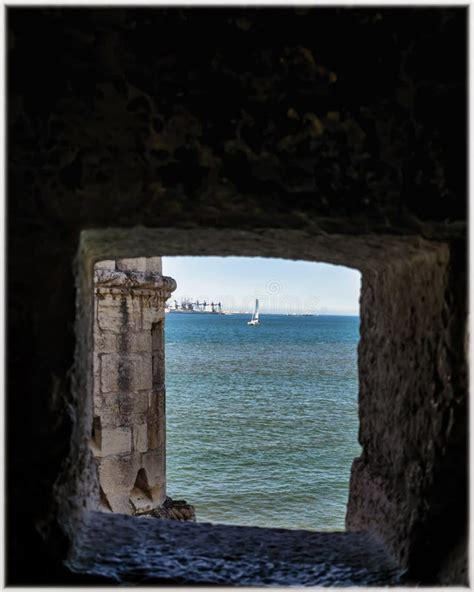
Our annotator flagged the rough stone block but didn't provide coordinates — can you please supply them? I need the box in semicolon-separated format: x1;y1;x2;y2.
157;389;166;418
117;391;149;418
93;354;102;399
126;332;152;353
133;423;148;453
147;392;161;423
97;296;140;333
102;493;131;515
96;407;122;428
100;353;152;393
142;450;165;489
130;488;154;514
93;353;101;384
94;392;120;416
152;354;164;389
101;426;132;456
116;257;147;272
146;257;162;273
147;420;164;450
95;259;116;271
142;308;164;328
157;422;165;449
99;454;141;490
94;331;117;353
100;354;118;393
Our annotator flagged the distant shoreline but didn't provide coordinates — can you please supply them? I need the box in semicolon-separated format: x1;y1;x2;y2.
167;312;360;318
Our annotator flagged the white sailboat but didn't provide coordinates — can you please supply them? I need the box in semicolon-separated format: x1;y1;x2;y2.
247;299;260;326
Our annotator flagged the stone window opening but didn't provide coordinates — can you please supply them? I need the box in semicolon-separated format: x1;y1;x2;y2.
163;255;361;532
92;253;361;533
65;227;465;586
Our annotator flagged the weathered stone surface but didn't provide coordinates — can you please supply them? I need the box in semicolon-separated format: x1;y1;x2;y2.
92;353;101;387
100;426;132;456
146;257;163;274
116;257;147;272
347;244;467;583
122;391;149;417
100;353;152;393
126;332;152;353
93;332;117;354
142;453;165;496
95;269;177;292
92;406;122;428
68;512;404;586
147;390;165;444
81;229;466;586
98;452;165;515
8;9;466;239
95;260;116;271
143;307;165;327
133;423;148;453
99;455;137;490
92;259;175;518
147;420;165;451
97;296;141;333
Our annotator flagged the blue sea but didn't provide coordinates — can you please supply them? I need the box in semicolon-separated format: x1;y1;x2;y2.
165;314;361;531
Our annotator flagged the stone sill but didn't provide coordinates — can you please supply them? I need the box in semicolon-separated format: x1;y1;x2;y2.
68;511;403;586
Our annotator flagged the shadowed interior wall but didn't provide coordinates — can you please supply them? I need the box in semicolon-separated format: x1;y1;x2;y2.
347;242;467;583
71;228;466;585
7;7;466;586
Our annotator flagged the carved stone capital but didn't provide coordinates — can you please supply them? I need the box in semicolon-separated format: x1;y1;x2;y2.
94;269;177;299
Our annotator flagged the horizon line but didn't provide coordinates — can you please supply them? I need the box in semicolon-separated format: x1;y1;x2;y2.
167;311;360;317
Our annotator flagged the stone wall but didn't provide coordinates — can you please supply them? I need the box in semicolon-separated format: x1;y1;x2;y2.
346;242;467;583
92;257;176;515
72;227;466;585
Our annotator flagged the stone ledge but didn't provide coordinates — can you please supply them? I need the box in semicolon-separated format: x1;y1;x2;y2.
68;511;403;586
94;268;177;294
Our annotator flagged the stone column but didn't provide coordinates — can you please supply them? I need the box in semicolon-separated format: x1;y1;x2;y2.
91;257;176;515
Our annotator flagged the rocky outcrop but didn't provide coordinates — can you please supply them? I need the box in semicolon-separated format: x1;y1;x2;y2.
141;496;196;522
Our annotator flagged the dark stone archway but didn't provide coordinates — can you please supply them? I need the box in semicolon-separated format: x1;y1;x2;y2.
7;7;467;586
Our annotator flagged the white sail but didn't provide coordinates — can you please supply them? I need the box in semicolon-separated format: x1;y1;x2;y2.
248;299;260;325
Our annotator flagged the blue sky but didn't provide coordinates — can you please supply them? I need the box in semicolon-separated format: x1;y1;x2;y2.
162;257;360;315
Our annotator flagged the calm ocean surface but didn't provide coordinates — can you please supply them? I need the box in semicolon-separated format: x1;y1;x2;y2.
165;313;361;531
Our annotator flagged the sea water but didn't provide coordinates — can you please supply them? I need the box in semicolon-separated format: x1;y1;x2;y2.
165;313;361;531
